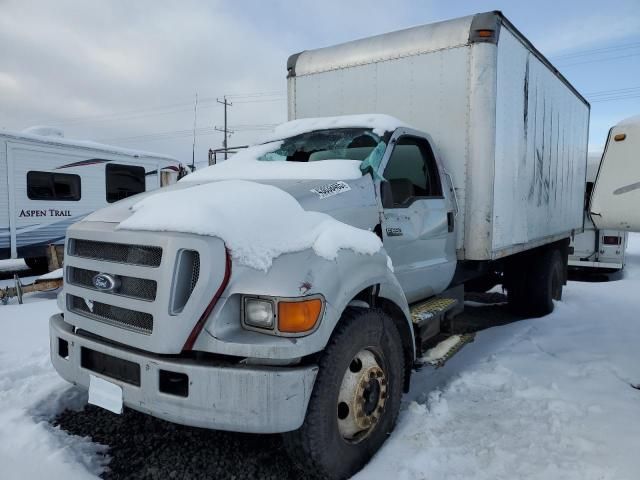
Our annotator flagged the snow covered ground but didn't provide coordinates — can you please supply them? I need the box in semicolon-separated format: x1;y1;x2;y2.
1;236;640;479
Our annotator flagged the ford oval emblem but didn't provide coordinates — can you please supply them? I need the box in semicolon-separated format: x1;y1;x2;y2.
92;273;119;292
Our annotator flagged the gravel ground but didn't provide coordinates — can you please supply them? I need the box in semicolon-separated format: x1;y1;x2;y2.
53;405;308;479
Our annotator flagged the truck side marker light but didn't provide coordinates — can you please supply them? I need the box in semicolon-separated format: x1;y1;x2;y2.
614;133;626;142
278;298;323;333
182;249;232;351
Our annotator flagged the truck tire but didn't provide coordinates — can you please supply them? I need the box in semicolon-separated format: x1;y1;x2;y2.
24;256;49;273
526;248;563;317
283;308;405;479
506;248;563;317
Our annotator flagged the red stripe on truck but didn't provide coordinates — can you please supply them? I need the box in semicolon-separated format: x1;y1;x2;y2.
182;248;232;351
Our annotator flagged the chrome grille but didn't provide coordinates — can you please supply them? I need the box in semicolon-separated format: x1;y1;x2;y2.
68;266;157;301
68;294;153;334
69;239;162;267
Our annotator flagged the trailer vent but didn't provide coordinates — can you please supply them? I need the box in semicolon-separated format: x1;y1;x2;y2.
69;239;162;267
68;294;153;334
68;267;157;301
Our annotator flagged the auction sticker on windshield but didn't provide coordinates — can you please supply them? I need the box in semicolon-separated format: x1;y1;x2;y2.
311;181;351;199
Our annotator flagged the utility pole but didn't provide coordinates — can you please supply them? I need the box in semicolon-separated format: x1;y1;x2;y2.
215;96;233;160
191;93;198;171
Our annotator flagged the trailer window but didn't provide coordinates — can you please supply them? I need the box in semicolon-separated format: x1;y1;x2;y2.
27;171;81;201
383;136;442;206
106;163;146;203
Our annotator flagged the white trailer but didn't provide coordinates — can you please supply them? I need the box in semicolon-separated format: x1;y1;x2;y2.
569;152;628;271
590;116;640;232
287;11;589;261
0;127;182;269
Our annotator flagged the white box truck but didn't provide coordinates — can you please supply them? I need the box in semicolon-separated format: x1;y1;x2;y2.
0;127;183;271
49;11;589;479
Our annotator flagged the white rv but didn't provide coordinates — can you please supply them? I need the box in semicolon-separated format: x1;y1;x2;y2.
569;152;628;272
0;127;182;270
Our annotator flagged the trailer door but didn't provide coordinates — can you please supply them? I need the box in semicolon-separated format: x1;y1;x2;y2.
590;118;640;231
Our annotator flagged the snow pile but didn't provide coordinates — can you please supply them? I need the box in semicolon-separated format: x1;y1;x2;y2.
22;126;64;138
117;180;382;271
265;114;410;140
420;335;461;363
0;277;107;478
182;142;364;184
38;268;63;280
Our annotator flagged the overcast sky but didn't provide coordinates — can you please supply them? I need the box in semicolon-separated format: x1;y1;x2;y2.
1;0;639;167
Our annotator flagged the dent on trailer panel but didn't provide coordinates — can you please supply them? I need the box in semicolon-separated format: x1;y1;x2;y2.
492;29;587;253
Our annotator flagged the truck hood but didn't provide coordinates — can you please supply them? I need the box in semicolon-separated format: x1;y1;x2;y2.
83;176;379;230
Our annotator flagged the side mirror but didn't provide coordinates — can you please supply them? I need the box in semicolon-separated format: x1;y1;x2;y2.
380;181;394;209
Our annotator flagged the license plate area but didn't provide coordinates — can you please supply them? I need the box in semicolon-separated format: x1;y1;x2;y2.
81;347;141;386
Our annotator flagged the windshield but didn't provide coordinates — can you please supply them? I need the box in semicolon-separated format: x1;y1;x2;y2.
258;128;385;163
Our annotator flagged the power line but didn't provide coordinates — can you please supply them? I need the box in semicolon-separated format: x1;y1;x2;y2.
551;41;640;60
26;91;284;126
556;51;640;68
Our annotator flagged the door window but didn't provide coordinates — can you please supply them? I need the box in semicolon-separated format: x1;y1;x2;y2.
106;163;146;203
27;171;81;201
382;136;442;207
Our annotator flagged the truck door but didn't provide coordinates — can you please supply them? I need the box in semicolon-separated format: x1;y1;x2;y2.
590;118;640;231
379;133;456;303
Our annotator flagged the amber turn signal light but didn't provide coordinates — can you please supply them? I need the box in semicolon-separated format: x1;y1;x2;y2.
278;298;323;333
476;29;494;38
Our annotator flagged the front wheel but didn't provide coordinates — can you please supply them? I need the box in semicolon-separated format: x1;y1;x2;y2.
283;308;405;479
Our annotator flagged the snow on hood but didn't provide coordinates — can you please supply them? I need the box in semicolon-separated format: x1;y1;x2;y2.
264;113;411;140
116;180;382;271
181;142;364;184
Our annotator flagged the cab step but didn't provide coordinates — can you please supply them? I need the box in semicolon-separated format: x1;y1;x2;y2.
411;297;459;326
417;333;476;368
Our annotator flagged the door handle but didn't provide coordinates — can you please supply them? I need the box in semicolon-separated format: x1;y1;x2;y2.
447;211;454;233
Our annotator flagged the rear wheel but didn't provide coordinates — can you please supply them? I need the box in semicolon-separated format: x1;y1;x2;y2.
505;247;563;317
283;308;405;479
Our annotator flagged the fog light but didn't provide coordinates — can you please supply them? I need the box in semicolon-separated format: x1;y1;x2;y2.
244;298;275;329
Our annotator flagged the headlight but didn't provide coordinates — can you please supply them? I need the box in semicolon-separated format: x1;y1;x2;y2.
242;295;324;335
243;297;275;329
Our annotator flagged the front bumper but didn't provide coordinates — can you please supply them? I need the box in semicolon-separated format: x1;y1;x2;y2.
50;314;318;433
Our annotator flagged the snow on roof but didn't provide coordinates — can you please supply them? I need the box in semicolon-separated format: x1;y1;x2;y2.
265;113;411;140
181;141;364;183
0;128;178;161
616;115;640;128
117;179;382;271
182;114;410;184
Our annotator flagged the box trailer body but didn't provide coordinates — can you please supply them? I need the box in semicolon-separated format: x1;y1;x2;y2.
569;152;627;271
287;12;589;260
0;129;182;263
